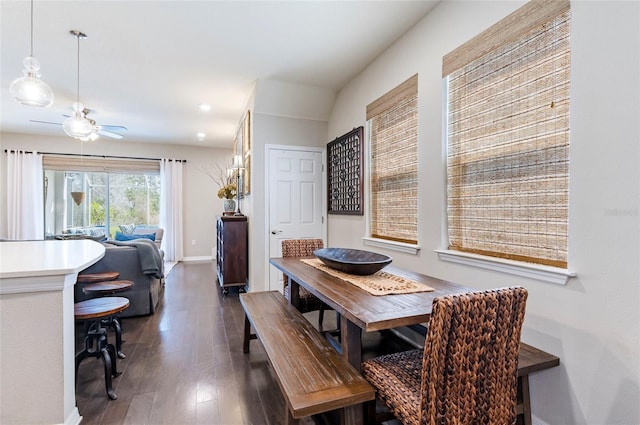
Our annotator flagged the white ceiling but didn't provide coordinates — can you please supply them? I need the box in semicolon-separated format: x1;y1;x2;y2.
1;1;438;148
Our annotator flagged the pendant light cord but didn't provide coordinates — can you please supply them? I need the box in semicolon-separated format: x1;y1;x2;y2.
70;30;87;108
76;32;80;104
29;0;34;56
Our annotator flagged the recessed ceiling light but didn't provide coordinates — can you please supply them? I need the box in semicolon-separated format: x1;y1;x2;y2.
199;104;211;112
197;132;206;140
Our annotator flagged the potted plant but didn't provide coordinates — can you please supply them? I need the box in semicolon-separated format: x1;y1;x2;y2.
218;182;237;214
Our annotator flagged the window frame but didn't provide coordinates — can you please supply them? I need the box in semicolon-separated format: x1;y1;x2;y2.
440;0;575;283
42;154;161;238
364;74;420;253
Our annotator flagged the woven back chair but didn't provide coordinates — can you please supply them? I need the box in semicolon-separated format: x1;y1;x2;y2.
362;286;528;425
281;238;331;327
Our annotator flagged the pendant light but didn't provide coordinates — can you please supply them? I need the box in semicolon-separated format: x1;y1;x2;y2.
63;30;93;139
9;0;54;107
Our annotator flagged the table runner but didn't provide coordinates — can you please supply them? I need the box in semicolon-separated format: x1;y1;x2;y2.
301;258;434;296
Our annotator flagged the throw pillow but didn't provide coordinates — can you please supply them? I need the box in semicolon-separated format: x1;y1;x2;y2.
119;224;136;235
89;228;106;237
115;231;156;242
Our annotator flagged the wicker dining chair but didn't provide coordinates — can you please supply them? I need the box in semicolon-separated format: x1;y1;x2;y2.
281;238;332;328
362;286;528;425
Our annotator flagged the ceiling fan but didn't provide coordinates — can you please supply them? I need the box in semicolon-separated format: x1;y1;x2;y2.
30;105;127;140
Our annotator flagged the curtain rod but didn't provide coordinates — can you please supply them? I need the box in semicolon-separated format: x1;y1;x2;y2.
4;150;187;163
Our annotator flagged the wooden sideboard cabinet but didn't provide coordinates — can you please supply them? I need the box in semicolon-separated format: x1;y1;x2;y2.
216;216;248;294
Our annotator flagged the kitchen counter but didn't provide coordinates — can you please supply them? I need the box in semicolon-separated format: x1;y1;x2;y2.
0;240;105;425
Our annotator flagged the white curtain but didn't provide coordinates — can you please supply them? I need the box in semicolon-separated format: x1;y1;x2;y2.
160;159;184;261
5;150;44;240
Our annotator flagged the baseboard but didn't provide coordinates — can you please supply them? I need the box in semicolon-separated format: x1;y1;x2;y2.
532;414;552;425
65;408;82;425
182;256;213;263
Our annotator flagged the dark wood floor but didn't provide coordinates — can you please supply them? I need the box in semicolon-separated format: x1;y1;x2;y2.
75;261;411;425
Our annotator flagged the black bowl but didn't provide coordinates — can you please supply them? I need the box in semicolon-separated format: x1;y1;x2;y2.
313;248;392;275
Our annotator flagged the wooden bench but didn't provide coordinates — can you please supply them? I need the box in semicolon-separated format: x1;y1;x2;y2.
406;324;559;425
240;291;374;425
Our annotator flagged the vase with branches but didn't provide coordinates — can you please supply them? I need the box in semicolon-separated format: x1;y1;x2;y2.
198;159;238;214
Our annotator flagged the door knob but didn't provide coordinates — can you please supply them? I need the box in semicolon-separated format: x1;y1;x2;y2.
271;230;282;235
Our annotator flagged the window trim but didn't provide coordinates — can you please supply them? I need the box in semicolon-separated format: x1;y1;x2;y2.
363;237;421;255
436;249;575;285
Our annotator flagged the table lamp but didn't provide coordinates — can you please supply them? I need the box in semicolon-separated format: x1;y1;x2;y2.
232;154;245;216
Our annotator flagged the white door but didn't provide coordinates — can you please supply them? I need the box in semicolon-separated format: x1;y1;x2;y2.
268;147;325;291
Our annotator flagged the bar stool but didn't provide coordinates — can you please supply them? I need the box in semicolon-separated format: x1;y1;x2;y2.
77;271;120;284
82;280;134;359
75;297;130;400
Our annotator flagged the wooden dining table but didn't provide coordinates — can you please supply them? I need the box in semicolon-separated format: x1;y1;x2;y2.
269;257;476;371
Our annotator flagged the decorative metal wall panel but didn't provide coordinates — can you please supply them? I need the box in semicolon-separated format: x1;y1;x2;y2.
327;127;364;215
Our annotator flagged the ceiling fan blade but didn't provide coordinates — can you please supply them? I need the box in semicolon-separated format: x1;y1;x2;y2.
96;129;123;139
30;120;62;126
100;124;128;131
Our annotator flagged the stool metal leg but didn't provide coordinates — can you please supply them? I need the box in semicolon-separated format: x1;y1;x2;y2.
99;345;117;400
105;317;126;359
75;318;122;400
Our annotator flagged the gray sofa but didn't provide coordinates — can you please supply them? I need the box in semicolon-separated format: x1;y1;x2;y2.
76;241;164;317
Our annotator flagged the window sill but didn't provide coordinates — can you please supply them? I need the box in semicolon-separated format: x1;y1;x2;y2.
362;237;421;255
435;249;575;285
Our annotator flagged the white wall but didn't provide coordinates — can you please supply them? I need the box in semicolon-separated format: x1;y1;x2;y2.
0;132;232;260
328;1;639;424
248;112;329;292
242;79;334;292
254;79;336;122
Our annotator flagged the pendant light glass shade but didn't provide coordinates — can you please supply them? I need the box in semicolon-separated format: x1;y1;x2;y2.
79;131;100;142
63;102;93;139
11;0;54;107
64;30;93;140
63;114;93;138
10;56;54;107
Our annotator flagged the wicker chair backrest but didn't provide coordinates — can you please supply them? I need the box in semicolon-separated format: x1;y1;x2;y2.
281;239;324;288
420;287;528;425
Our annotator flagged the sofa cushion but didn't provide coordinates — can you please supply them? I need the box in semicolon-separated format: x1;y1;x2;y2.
115;231;156;241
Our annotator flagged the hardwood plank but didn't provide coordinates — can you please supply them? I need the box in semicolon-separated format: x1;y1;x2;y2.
122;392;154;425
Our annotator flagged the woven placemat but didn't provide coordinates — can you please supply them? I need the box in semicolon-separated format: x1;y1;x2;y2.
300;258;434;296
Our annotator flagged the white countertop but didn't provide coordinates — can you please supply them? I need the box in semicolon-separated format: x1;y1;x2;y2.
0;239;105;424
0;240;105;292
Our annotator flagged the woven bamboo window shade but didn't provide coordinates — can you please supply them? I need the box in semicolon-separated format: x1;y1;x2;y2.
43;155;160;173
367;74;418;244
444;0;570;268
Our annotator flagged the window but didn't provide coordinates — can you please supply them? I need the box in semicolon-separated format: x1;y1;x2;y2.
367;74;418;245
43;155;160;238
444;0;570;268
